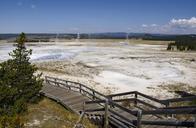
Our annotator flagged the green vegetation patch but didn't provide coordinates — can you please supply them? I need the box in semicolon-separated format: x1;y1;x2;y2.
167;35;196;51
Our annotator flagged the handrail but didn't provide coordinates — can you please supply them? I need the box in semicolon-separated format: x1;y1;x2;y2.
107;91;137;97
136;91;168;105
47;80;79;89
46;76;107;98
85;100;196;115
139;120;195;127
163;96;196;103
84;99;140;127
86;101;196;114
85;100;196;127
44;76;196;128
85;108;105;112
107;91;167;106
107;91;196;107
85;100;138;116
160;105;196;109
86;98;158;109
45;76;107;101
142;107;196;115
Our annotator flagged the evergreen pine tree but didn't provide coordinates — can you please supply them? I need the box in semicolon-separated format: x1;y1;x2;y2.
0;32;43;115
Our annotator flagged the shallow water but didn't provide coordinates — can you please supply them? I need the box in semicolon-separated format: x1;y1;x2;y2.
0;43;94;62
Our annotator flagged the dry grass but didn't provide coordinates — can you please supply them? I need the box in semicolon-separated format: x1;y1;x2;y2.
22;98;97;128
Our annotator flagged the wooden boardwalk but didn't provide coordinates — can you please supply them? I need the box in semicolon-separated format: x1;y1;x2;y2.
41;76;196;128
42;83;102;114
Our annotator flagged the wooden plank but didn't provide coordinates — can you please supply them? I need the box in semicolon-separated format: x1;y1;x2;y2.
60;93;82;102
114;109;136;120
109;109;135;125
142;115;158;121
110;101;138;116
108;116;130;128
66;97;89;106
72;104;85;112
110;114;135;127
143;107;196;115
74;103;100;111
53;91;73;98
107;91;136;97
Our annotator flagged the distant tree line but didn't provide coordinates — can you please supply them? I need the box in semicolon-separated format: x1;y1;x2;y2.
1;33;196;41
167;35;196;51
142;34;176;41
17;38;51;42
0;33;172;40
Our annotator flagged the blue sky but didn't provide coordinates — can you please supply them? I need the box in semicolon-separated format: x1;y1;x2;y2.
0;0;196;34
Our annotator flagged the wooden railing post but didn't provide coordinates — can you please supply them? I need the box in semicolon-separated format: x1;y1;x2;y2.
83;102;86;113
45;76;48;83
108;96;114;108
134;92;138;106
79;84;82;93
54;78;57;86
92;90;95;100
75;102;85;128
194;114;196;128
165;102;169;108
165;102;170;117
137;110;142;128
45;76;47;82
104;99;109;128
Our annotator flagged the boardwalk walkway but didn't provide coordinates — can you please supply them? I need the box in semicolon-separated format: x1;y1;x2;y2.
42;82;101;114
41;76;196;128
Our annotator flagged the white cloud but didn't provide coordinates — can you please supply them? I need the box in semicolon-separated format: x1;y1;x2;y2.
139;17;196;34
142;24;148;27
151;24;158;27
169;17;196;28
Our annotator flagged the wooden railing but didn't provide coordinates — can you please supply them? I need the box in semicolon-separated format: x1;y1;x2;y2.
85;99;196;127
45;76;107;101
106;91;196;127
44;76;196;128
45;76;139;127
85;99;140;128
107;91;196;108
